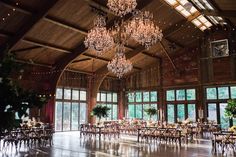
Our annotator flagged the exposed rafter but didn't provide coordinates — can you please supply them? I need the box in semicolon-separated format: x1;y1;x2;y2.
0;0;59;57
11;46;41;53
142;51;161;60
49;0;155;90
82;53;142;70
160;41;177;70
206;0;235;28
0;30;14;37
202;10;236;18
44;15;88;35
22;38;71;54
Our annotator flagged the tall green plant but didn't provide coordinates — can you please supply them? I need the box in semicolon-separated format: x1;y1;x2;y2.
0;50;49;132
144;108;157;120
225;99;236;118
91;105;110;124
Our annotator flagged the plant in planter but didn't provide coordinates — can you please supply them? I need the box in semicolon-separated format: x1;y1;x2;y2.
225;99;236;118
144;108;157;121
91;105;110;125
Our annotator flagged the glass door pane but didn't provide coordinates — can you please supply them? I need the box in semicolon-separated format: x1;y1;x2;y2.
55;102;63;131
188;104;196;122
80;103;87;124
107;104;112;120
128;104;135;119
63;102;71;131
167;104;175;123
219;103;230;129
136;104;143;119
112;105;118;120
177;104;185;122
143;104;150;120
207;103;217;122
71;103;79;130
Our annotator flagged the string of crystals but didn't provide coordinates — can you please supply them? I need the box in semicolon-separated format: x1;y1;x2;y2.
126;11;163;49
107;0;137;17
107;44;133;78
84;15;114;56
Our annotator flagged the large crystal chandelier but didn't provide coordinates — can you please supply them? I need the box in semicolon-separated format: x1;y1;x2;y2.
84;16;114;56
126;11;163;49
107;0;137;17
107;44;133;78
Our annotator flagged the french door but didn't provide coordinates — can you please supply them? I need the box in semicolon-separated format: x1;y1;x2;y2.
207;102;231;129
55;101;87;131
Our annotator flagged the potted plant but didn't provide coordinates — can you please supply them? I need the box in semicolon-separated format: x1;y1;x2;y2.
144;108;157;121
225;99;236;118
91;105;110;126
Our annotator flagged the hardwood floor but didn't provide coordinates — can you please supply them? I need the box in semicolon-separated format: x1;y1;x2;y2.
0;132;235;157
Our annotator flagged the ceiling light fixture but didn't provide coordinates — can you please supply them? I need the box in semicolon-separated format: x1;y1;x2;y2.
107;44;133;78
84;16;114;56
107;0;137;17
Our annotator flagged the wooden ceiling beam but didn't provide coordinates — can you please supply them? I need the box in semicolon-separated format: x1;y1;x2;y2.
160;41;177;70
83;53;110;62
206;0;235;28
50;0;155;89
202;10;236;18
14;59;52;68
0;0;60;57
142;51;161;60
0;30;14;37
11;46;42;53
82;53;141;70
163;19;187;38
0;0;33;15
22;38;71;54
44;15;88;35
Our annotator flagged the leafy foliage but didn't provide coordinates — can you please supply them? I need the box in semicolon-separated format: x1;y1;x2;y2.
225;99;236;118
91;105;110;120
144;108;157;119
0;50;49;131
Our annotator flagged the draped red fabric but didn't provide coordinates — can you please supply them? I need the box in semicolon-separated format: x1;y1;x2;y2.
44;97;55;125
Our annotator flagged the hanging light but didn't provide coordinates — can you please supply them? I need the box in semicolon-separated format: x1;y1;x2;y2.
84;16;114;56
126;11;163;49
107;44;133;78
107;0;137;17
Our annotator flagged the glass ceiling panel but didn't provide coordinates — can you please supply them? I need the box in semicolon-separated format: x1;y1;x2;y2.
163;0;226;31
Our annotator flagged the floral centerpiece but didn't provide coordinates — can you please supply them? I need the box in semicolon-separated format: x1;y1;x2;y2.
131;119;140;126
229;126;236;133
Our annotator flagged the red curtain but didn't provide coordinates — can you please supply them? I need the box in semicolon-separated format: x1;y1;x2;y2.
43;97;55;125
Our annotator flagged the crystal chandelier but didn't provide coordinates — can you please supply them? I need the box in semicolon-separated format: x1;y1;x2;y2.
107;44;133;78
126;11;163;49
107;0;137;17
84;16;114;56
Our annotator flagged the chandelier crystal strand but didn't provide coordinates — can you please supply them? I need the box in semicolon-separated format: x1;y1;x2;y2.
107;44;133;78
107;0;137;17
84;16;114;56
126;11;163;49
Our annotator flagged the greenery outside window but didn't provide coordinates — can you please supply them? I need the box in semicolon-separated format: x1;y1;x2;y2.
127;91;159;120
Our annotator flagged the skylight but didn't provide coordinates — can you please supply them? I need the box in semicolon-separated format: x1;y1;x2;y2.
165;0;177;5
192;0;214;10
163;0;226;31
